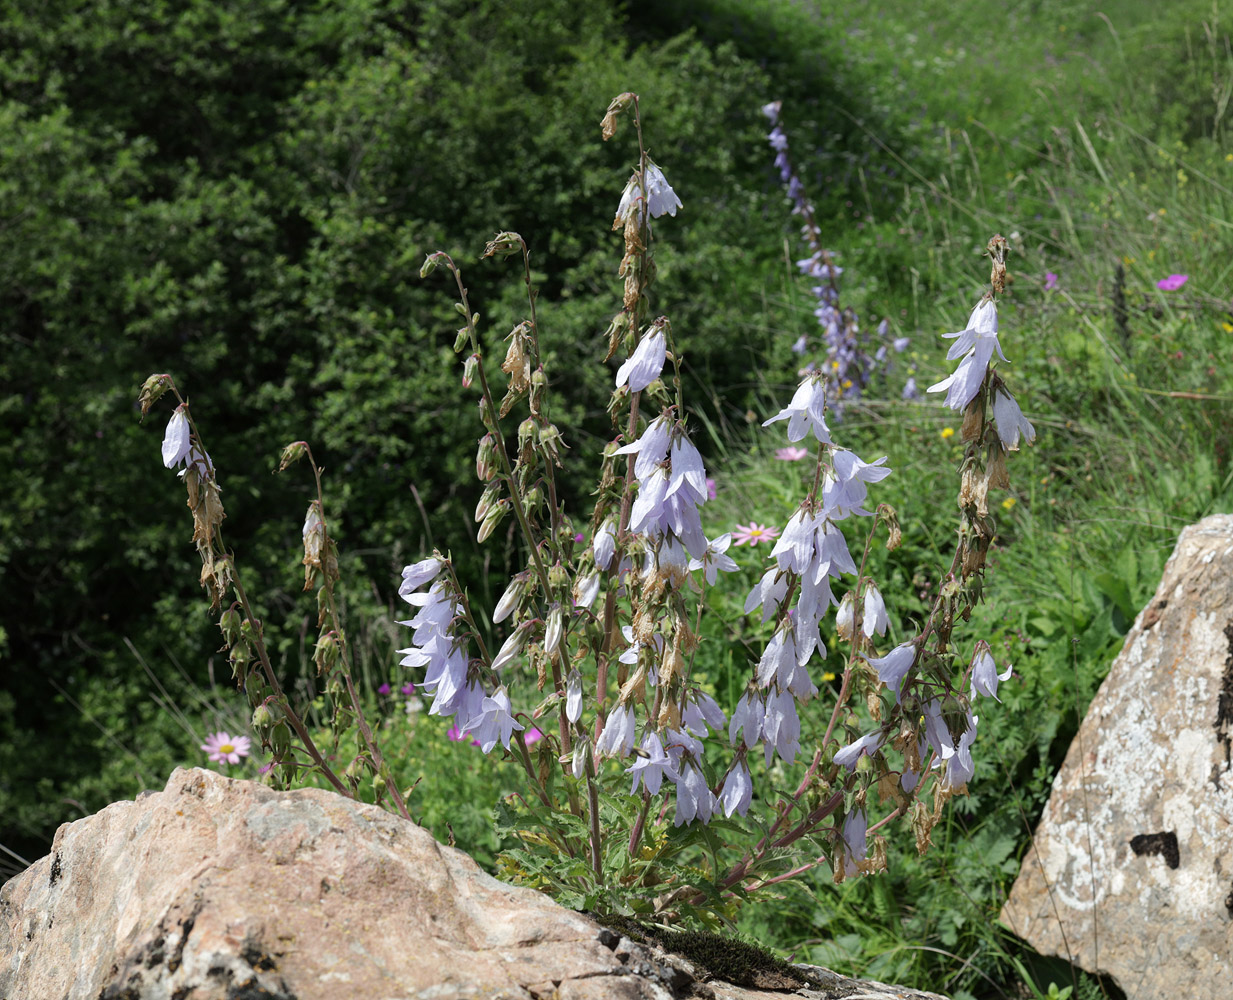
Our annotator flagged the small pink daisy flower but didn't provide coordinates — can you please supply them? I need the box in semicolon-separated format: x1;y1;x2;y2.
732;522;781;546
524;727;544;747
1156;274;1188;291
201;731;252;765
706;477;717;501
1044;272;1058;290
775;446;808;462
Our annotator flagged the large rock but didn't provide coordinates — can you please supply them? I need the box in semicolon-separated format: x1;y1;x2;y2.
1;766;949;999
1001;514;1233;998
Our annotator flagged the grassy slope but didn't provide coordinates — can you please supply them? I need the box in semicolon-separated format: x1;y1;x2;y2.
718;1;1233;997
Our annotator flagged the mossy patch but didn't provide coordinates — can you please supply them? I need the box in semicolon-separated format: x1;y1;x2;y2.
595;913;809;990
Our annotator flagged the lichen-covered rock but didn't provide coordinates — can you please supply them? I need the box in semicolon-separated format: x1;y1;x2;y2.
1001;514;1233;1000
0;767;950;999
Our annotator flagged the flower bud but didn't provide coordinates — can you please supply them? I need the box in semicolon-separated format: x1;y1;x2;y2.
137;373;174;419
272;721;292;757
521;485;543;519
276;441;308;472
835;593;855;642
481;231;524;259
420;252;446;278
547;562;570;591
493;573;527;624
252;702;275;729
454;326;470;353
462;352;479;387
518;418;537;463
529;369;547;416
218;605;242;648
539;423;563;465
600;92;635;140
475;434;498;481
475;483;501;523
314;630;341;675
492;619;535;671
544;604;564;656
229;639;251;675
477;499;510;543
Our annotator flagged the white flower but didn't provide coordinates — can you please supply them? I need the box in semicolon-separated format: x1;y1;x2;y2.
595;704;637;758
761;689;800;766
991;384;1036;451
867;641;916;703
835;592;855;641
862;584;889;638
627;731;676;795
544;604;564;656
833;731;882;770
970;643;1013;702
615;326;666;391
491;621;532;671
728;692;762;747
840;809;868;877
682;691;726;738
593;517;618;570
614;163;682;226
644;163;682;218
719;759;753;817
688;533;738;586
744;568;789;624
399;558;443;601
671;762;715;826
492;574;525;623
461;685;524;754
161;407;191;469
566;670;583;724
939;712;978;790
927;299;1008;411
762;376;831;443
573;571;600;609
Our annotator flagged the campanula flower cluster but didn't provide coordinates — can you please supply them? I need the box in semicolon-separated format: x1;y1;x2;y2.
143;93;1037;914
762;101;913;406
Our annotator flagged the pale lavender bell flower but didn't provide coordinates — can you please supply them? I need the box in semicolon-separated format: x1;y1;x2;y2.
970;643;1013;702
763;375;832;443
595;704;637;758
627;731;676;795
867;640;915;703
927;299;1007;410
615;324;666;391
833;731;882;770
462;685;524;754
990;383;1036;451
719;758;753;817
161;407;192;469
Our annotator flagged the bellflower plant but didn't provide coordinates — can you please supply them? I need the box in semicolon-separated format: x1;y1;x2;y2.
762;101;913;408
139;90;1036;925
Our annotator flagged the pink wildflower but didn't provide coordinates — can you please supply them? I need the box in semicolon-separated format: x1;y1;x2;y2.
201;731;252;765
1044;272;1058;290
706;478;717;501
732;522;781;546
524;727;544;746
447;724;481;747
1156;274;1188;291
775;447;808;462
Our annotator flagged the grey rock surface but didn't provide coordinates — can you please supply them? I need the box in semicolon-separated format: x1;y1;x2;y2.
1;766;949;999
1001;513;1233;999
